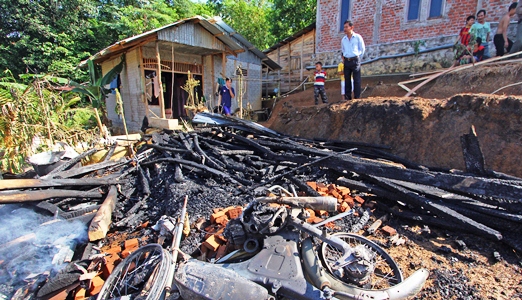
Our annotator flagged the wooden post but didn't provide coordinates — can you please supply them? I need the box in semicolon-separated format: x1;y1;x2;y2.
88;185;118;241
170;43;175;119
211;54;215;109
138;46;149;117
300;34;305;82
156;41;165;118
222;52;226;77
288;43;291;92
277;47;281;97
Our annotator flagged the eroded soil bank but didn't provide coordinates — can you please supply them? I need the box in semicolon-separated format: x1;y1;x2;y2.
268;94;522;177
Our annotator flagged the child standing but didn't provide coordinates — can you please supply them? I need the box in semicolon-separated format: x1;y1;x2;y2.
337;56;345;101
314;62;328;105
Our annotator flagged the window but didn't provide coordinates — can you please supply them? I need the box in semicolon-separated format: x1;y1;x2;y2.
429;0;443;18
407;0;421;20
340;0;350;31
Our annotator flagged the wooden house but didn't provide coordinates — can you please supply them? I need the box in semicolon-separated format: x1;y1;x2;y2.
263;23;316;95
87;16;280;133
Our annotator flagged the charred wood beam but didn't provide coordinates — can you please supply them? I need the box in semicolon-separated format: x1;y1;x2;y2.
288;176;321;196
192;134;226;171
223;132;278;159
353;148;427;171
311;137;392;150
377;202;464;232
138;166;151;196
449;200;522;223
145;144;190;154
321;155;522;203
197;135;246;151
0;189;103;203
41;148;98;179
460;125;487;176
178;132;194;150
174;154;185;183
219;150;255;156
365;175;503;241
142;158;250;186
250;149;355;190
0;178;119;191
52;159;127;179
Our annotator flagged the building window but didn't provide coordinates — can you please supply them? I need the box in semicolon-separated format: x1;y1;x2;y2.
429;0;443;18
407;0;421;21
340;0;350;31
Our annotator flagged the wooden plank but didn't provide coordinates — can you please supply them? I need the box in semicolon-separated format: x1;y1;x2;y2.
0;178;119;191
41;148;99;179
366;176;503;241
405;66;455;96
460;125;486;176
139;46;149;118
0;189;103;203
156;41;165;119
51;159;126;179
88;185;118;241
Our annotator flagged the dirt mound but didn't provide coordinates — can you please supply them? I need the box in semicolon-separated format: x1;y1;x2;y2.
267;94;522;177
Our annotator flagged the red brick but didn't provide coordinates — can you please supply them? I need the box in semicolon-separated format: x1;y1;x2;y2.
102;254;121;278
215;245;227;259
104;246;122;255
306;181;317;190
202;235;222;252
124;238;139;250
381;225;397;236
75;288;86;300
354;196;365;205
89;276;105;296
339;201;350;212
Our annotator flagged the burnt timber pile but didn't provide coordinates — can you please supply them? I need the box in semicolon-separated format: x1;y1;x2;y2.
2;113;522;298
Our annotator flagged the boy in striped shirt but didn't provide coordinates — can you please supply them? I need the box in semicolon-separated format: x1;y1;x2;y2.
314;61;328;105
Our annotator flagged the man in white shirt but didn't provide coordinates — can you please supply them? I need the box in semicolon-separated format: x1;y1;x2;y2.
510;2;522;54
341;20;365;100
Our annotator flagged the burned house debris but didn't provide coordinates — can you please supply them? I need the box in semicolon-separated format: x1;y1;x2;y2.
1;113;522;299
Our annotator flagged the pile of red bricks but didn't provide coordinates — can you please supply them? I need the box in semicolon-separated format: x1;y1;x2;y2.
305;182;366;223
72;238;142;300
199;206;244;261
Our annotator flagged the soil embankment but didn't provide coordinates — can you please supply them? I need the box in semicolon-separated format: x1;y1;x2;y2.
268;94;522;177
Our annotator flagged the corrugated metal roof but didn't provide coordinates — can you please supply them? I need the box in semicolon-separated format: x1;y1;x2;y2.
84;16;244;65
208;17;281;71
264;22;316;54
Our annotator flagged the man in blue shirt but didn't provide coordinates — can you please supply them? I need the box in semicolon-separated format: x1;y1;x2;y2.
341;20;365;100
218;77;235;116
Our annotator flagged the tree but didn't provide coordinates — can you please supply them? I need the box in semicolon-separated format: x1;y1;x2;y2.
269;0;316;42
206;0;276;50
0;0;99;79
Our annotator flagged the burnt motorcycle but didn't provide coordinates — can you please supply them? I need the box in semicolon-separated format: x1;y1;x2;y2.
97;196;428;300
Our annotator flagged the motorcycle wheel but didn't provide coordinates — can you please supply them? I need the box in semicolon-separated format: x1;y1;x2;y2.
320;233;403;289
97;244;173;300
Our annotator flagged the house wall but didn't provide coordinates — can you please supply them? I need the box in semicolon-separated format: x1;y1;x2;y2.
142;45;203;67
264;29;316;94
317;0;516;52
158;22;226;52
102;48;145;133
313;0;518;76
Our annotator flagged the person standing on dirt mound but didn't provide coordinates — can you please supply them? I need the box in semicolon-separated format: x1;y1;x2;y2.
341;20;365;100
313;62;328;105
494;2;517;56
509;2;522;54
470;9;491;59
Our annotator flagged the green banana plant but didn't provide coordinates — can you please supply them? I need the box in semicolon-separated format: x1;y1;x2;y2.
70;55;125;136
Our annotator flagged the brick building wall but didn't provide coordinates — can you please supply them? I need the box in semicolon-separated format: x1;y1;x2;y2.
317;0;518;52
